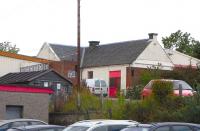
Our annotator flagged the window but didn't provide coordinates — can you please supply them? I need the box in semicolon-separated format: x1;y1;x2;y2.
0;124;9;130
154;126;170;131
40;129;55;131
95;80;100;88
33;81;42;87
108;125;129;131
173;81;192;90
93;126;108;131
57;83;61;90
11;121;28;128
193;127;200;131
68;70;76;78
123;127;150;131
88;71;93;79
172;126;193;131
44;82;49;87
63;126;89;131
30;121;46;125
101;80;107;87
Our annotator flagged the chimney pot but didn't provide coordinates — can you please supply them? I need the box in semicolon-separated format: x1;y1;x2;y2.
148;33;158;40
89;41;100;47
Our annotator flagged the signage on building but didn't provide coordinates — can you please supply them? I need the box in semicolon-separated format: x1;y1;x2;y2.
20;64;49;72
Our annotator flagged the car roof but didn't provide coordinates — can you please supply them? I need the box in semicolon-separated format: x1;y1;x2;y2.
0;119;47;126
128;124;153;128
150;79;182;82
10;125;65;130
152;122;200;127
70;120;138;127
127;123;200;129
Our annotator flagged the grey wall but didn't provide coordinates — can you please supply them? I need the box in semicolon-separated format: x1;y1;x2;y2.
0;91;49;122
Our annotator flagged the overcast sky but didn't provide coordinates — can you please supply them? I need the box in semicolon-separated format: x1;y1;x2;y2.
0;0;200;56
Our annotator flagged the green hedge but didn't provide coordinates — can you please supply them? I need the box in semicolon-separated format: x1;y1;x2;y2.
152;80;173;104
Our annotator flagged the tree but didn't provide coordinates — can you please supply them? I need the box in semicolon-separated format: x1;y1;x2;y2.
193;41;200;59
162;30;200;58
0;41;19;54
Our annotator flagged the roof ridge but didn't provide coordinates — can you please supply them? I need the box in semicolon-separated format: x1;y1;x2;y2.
97;39;149;47
48;39;149;48
49;43;77;47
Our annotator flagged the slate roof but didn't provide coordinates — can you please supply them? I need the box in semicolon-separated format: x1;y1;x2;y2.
48;39;151;67
49;44;79;61
82;39;151;67
0;70;49;84
0;70;72;84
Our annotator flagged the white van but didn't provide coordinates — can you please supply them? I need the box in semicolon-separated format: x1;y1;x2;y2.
85;79;108;96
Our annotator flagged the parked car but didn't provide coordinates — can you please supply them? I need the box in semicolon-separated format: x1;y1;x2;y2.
85;79;108;96
0;119;47;131
63;120;138;131
141;79;196;98
121;122;200;131
7;125;65;131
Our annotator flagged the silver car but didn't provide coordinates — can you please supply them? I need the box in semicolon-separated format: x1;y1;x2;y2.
63;120;138;131
0;119;47;131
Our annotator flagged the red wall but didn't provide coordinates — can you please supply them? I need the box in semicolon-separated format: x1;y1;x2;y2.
49;61;77;86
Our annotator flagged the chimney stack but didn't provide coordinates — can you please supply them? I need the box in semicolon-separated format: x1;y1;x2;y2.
148;33;158;40
89;41;100;47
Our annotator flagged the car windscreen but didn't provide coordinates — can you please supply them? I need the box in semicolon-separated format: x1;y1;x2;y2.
63;126;89;131
100;80;107;87
144;81;152;89
121;127;150;131
173;81;193;90
95;80;100;88
7;129;21;131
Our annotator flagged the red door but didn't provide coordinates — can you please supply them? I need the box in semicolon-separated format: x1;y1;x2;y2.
109;71;121;97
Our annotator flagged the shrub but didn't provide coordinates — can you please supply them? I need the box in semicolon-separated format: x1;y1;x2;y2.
140;68;161;86
103;95;127;119
62;87;101;112
152;80;173;104
126;97;157;122
126;85;143;100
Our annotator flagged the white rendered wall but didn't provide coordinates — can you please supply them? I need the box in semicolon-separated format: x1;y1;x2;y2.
132;40;174;70
0;56;40;77
81;64;129;90
37;43;60;61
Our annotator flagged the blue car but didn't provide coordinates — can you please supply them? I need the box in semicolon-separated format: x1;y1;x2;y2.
7;125;65;131
121;122;200;131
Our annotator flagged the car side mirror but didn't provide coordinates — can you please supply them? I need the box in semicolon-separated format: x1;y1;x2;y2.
193;90;197;94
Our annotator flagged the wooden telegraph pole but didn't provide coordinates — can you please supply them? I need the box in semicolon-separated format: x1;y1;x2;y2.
76;0;81;114
77;0;81;88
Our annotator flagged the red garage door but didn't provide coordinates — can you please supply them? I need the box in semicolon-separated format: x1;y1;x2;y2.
109;71;121;97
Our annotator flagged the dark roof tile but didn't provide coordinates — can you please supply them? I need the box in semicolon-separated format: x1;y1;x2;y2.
48;39;151;67
0;70;48;84
49;44;78;61
82;39;151;67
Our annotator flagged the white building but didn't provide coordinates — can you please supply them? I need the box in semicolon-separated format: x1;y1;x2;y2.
165;49;200;68
37;33;174;97
0;51;49;77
